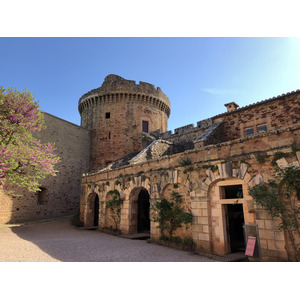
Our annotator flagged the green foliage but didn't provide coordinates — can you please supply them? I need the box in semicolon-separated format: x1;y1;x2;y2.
141;135;147;142
291;143;300;156
106;191;123;231
137;171;144;176
151;191;193;237
178;157;194;174
249;166;300;261
115;180;121;186
178;156;192;167
106;181;110;186
256;154;269;164
173;183;179;189
271;151;289;166
159;235;194;248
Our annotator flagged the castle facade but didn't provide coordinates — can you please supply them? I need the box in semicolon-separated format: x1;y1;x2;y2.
1;74;299;261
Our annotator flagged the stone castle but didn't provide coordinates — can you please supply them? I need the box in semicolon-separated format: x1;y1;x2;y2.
1;74;299;261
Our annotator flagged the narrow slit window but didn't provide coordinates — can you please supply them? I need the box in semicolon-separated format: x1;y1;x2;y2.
37;187;47;205
108;132;111;139
105;112;110;119
142;121;149;133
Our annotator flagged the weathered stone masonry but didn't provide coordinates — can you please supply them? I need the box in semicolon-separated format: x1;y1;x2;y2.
0;112;90;224
79;74;171;170
80;78;300;261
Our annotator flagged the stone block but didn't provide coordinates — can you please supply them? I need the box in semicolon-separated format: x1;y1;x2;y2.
267;239;285;251
248;174;263;187
232;168;239;177
218;162;232;178
276;157;288;169
198;181;209;191
199;202;208;209
239;163;248;179
274;231;285;241
243;172;252;183
205;169;216;182
202;225;209;233
192;224;203;233
197;216;209;225
193;209;202;216
198;233;210;241
265;219;280;230
296;151;300;162
259;229;275;240
259;239;268;249
255;219;265;229
204;177;212;186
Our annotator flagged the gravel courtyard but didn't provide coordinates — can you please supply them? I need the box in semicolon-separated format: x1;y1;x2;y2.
0;217;217;262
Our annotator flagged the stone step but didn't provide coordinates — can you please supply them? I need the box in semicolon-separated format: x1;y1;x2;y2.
120;233;150;240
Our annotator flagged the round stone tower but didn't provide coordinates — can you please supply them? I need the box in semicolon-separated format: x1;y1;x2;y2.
78;74;171;171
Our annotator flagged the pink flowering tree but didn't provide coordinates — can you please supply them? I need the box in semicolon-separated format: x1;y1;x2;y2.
0;87;60;195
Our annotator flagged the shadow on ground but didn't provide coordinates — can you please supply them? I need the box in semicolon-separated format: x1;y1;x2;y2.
8;218;217;262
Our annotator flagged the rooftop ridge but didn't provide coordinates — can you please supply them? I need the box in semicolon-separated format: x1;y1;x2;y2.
212;89;300;119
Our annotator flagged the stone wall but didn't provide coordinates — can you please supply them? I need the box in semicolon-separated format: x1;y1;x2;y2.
0;112;90;224
213;92;300;141
80;124;300;261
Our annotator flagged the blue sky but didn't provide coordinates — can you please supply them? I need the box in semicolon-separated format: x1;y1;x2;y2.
0;37;299;131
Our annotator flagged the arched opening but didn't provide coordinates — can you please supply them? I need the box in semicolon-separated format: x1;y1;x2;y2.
86;192;100;227
94;194;99;226
137;189;150;233
129;187;150;234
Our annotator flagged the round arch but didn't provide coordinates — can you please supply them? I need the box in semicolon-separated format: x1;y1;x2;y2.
128;187;150;234
86;192;100;227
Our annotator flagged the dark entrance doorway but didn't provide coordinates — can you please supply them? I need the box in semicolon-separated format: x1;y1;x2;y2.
226;204;245;252
94;195;99;226
137;189;150;233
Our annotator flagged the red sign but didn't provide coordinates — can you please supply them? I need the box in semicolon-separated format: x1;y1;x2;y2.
245;236;256;256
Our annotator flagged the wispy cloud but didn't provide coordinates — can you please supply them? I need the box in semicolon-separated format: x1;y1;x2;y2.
201;88;237;95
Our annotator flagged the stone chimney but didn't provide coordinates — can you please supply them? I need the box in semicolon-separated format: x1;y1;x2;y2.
224;102;239;112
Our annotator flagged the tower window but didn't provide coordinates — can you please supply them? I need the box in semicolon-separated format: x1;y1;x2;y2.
108;132;111;139
105;112;110;119
142;121;149;133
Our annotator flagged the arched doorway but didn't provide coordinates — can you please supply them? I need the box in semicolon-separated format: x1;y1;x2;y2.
137;189;150;233
129;187;150;234
86;192;100;227
94;194;99;226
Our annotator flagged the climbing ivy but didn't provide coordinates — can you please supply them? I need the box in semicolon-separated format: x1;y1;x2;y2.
106;190;123;231
249;166;300;261
151;191;193;237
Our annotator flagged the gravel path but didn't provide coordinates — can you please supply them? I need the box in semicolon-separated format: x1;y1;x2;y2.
0;218;217;262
